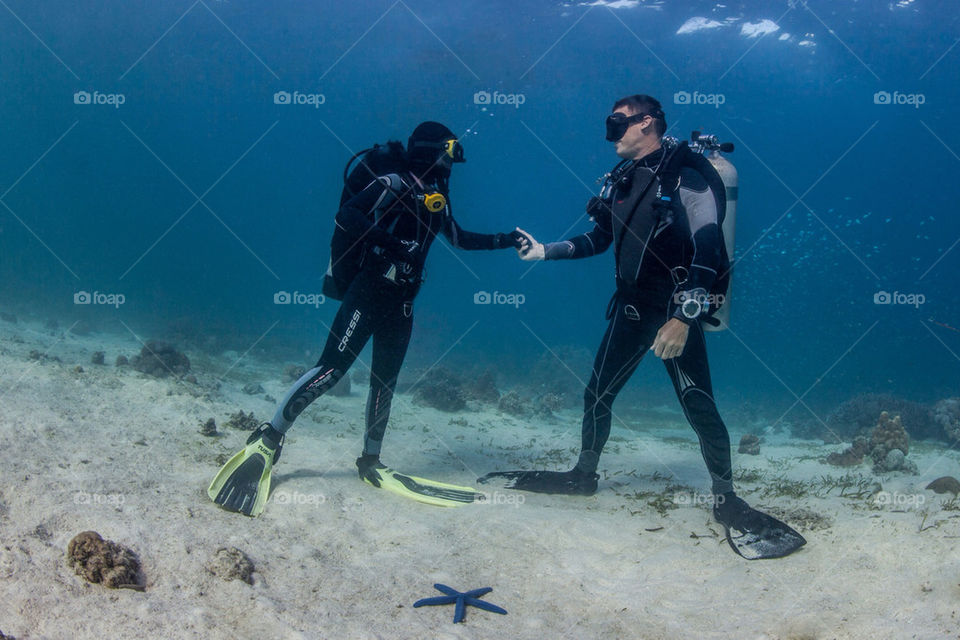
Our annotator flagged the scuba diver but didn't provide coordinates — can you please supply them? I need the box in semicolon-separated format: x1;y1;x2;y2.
480;96;805;559
208;121;522;517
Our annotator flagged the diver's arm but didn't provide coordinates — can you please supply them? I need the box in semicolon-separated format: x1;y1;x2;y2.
335;177;404;250
518;203;613;261
444;213;521;250
543;223;613;259
672;179;722;324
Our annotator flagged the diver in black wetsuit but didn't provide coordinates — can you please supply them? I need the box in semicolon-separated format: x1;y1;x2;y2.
208;121;521;516
481;96;805;559
273;123;519;452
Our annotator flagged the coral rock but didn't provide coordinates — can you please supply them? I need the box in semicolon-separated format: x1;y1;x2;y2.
820;393;937;442
413;367;466;412
224;411;259;431
934;398;960;442
207;547;255;585
199;418;218;437
283;364;306;382
464;369;500;404
825;436;869;467
130;340;190;378
535;393;564;418
66;531;142;590
869;412;916;473
498;390;532;418
242;382;265;395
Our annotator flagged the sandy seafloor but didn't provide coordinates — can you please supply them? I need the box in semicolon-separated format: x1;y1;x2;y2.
1;317;959;640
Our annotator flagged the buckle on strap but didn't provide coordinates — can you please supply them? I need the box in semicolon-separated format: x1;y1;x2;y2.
670;266;689;286
623;304;641;321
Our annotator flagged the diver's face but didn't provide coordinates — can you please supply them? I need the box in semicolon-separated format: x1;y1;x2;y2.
613;106;651;159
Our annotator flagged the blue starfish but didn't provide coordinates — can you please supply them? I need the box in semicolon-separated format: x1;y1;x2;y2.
413;583;508;623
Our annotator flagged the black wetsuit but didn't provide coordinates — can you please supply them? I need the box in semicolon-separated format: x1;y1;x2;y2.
270;172;509;456
543;147;734;495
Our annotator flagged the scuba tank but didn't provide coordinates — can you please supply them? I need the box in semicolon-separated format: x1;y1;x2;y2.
690;131;737;332
323;142;409;301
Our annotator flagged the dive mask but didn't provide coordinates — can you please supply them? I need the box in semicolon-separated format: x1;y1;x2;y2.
411;138;466;165
605;111;661;142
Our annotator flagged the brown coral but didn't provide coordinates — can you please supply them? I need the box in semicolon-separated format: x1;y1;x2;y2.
207;547;255;584
934;398;960;442
869;412;916;473
224;410;259;431
870;411;909;457
130;340;190;378
826;435;870;467
67;531;143;590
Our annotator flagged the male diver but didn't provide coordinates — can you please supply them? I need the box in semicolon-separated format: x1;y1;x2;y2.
480;96;805;559
209;122;522;516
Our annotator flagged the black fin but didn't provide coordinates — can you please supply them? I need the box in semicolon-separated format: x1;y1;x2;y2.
715;497;806;560
477;470;598;496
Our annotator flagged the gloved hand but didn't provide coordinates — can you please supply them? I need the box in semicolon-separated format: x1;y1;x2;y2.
494;229;525;249
515;227;544;261
381;239;419;263
379;239;422;284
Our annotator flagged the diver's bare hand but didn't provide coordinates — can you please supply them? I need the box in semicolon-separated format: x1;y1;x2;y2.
515;227;545;261
653;318;689;359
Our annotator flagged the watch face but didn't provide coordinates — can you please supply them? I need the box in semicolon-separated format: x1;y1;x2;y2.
682;298;701;318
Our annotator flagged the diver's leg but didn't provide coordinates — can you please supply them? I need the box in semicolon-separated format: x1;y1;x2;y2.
361;300;414;457
270;279;377;433
664;324;806;558
662;320;734;496
575;304;655;474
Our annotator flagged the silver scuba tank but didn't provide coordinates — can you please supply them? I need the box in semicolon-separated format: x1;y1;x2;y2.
704;148;737;332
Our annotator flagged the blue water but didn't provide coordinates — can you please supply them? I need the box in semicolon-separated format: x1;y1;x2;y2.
2;0;958;423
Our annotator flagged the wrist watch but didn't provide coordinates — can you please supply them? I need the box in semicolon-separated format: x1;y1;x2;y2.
680;297;703;320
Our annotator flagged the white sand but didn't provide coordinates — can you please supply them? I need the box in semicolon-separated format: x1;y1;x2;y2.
1;317;959;640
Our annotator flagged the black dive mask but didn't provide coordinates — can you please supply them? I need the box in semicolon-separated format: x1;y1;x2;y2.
605;111;660;142
411;138;465;166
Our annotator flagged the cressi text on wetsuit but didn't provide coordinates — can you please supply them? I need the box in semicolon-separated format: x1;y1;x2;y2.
270;172;513;455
